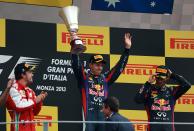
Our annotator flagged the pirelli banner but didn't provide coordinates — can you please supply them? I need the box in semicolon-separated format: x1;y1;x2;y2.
0;19;194;131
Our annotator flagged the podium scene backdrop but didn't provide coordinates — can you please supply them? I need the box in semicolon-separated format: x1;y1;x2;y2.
0;19;194;131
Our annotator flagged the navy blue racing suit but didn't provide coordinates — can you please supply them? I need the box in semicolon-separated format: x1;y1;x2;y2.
135;73;191;131
72;48;130;131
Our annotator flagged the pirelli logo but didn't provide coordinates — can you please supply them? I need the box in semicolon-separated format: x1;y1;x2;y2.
131;120;147;131
6;106;58;131
119;110;148;131
123;64;157;76
165;30;194;58
57;24;110;54
175;87;194;112
177;94;194;105
34;115;52;127
62;32;104;46
110;55;165;84
170;38;194;50
35;106;58;131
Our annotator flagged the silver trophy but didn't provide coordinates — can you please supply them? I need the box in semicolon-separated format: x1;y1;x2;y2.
59;6;86;54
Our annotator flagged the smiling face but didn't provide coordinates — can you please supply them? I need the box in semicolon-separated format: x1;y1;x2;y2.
89;62;104;76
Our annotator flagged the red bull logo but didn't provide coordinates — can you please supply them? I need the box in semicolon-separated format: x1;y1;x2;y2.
170;38;194;50
62;32;104;46
34;115;52;127
89;88;105;96
151;105;171;111
122;64;157;75
155;99;169;106
177;94;194;104
151;99;171;111
94;84;104;91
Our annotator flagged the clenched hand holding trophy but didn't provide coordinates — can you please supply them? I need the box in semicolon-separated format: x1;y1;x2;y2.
59;6;86;54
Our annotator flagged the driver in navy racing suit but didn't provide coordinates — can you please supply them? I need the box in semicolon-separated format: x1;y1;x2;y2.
135;65;191;131
71;33;132;131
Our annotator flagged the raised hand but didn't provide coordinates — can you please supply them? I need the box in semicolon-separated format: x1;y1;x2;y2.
148;74;156;84
7;79;15;89
124;33;132;49
36;91;48;104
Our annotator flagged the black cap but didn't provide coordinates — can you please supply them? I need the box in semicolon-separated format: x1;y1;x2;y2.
156;65;169;79
89;55;106;64
14;63;34;77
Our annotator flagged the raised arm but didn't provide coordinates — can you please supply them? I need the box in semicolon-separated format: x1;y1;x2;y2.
71;54;86;83
105;49;129;86
105;33;132;86
0;80;13;107
171;73;191;100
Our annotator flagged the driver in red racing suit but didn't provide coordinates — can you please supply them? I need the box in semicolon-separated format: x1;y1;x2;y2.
6;63;48;131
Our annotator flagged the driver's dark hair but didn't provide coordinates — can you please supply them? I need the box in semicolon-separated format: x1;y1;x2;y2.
103;97;120;113
14;72;25;80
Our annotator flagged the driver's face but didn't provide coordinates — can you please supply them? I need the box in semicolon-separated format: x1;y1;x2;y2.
24;71;34;84
90;63;104;76
155;76;167;86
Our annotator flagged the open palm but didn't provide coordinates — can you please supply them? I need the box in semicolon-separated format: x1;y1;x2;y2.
124;33;132;49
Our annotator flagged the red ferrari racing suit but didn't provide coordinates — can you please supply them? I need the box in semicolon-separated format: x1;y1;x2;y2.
6;81;42;131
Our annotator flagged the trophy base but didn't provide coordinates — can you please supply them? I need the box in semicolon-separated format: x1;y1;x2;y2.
71;44;86;54
70;39;86;54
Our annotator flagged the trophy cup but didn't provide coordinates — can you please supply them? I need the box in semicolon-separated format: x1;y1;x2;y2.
59;6;86;54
